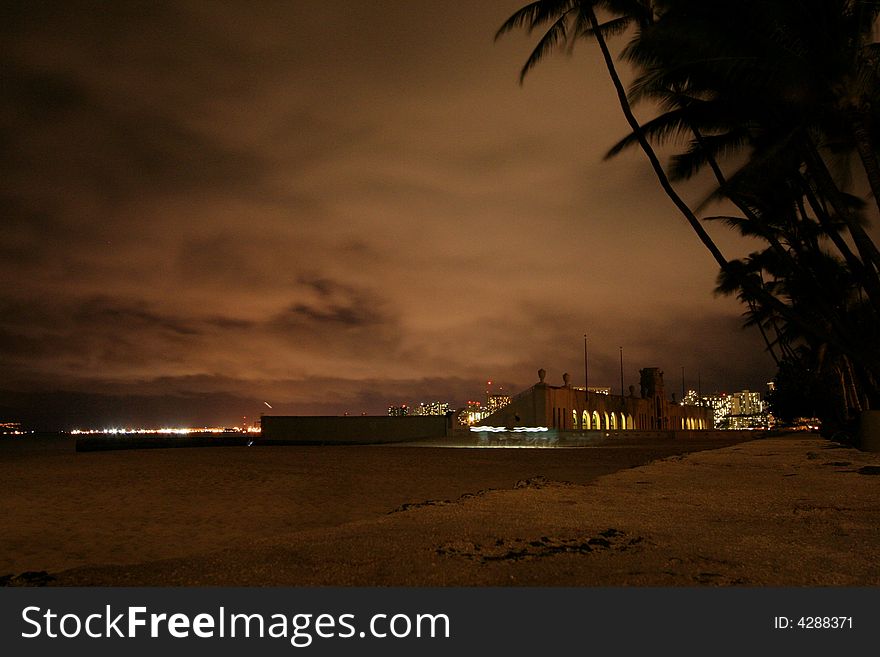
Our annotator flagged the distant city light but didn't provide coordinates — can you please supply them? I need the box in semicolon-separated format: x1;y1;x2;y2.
0;422;28;435
702;389;767;429
387;404;409;417
469;426;549;433
388;401;452;417
70;426;261;435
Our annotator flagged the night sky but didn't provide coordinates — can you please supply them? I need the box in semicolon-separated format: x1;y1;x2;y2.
1;0;775;429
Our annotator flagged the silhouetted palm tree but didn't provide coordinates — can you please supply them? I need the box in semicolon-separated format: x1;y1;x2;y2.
497;1;731;269
499;0;880;427
615;0;880;416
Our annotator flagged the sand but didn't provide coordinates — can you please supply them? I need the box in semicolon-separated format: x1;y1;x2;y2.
2;433;878;586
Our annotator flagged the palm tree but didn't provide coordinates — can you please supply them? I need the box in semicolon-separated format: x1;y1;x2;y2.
497;1;810;345
613;0;880;411
499;0;880;426
498;1;736;263
497;2;828;335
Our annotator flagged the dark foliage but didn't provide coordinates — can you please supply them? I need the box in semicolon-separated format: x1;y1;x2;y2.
500;1;880;428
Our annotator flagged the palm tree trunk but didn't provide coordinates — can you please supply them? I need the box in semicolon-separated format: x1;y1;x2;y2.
746;300;781;366
583;7;729;271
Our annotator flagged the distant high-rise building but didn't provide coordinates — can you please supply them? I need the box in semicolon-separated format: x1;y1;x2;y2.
703;390;766;429
486;394;511;413
731;390;762;415
704;394;732;428
729;390;765;429
458;400;490;426
387;404;409;417
681;389;701;406
413;401;451;416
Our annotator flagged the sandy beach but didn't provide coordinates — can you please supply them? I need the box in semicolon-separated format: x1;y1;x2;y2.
2;433;878;586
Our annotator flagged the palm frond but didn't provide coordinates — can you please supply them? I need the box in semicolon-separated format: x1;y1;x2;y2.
667;130;750;181
495;1;574;40
517;11;576;82
574;14;635;41
604;106;694;158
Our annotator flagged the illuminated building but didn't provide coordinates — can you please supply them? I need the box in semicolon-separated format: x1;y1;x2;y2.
732;390;762;416
458;400;490;426
729;390;765;429
703;390;766;429
486;394;511;413
387;405;409;417
413;401;451;416
704;394;732;428
456;380;514;426
478;367;711;431
482;379;511;414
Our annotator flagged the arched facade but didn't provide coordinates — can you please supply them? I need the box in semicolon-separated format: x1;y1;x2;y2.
481;367;712;433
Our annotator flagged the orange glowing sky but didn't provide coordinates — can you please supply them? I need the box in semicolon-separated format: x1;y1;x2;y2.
1;1;775;428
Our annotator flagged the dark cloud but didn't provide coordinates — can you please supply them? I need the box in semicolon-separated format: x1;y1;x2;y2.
281;277;385;327
1;66;271;209
74;297;202;337
0;62;87;122
266;277;403;365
